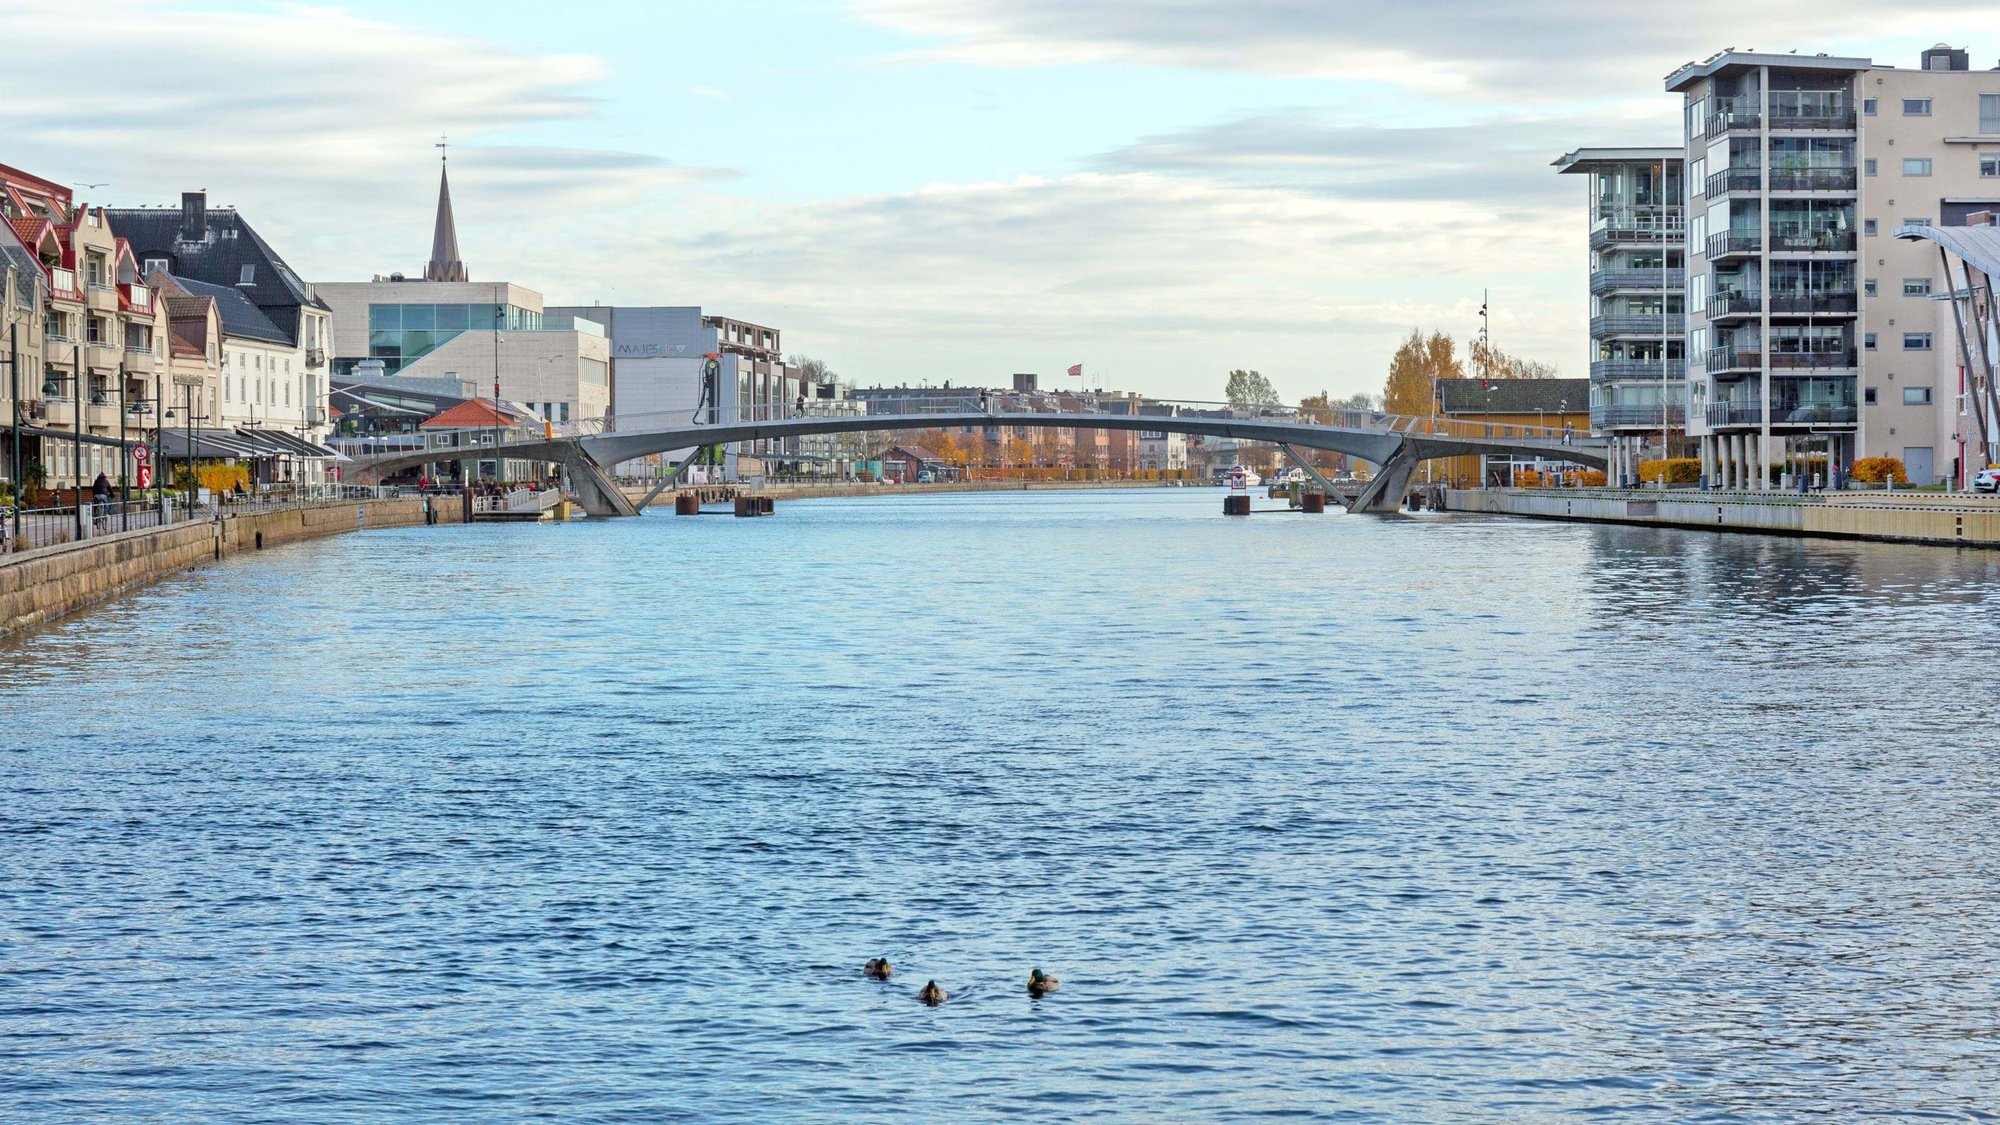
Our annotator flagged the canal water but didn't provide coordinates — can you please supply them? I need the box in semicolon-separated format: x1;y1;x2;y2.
4;489;1998;1122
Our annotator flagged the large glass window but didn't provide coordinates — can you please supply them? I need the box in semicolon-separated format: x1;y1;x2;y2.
1903;98;1932;116
1982;93;2000;133
403;304;435;329
1903;158;1933;176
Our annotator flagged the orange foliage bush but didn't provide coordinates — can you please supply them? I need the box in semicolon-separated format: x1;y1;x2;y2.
1849;456;1907;484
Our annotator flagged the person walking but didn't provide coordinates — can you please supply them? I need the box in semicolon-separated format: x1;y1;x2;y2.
795;392;806;418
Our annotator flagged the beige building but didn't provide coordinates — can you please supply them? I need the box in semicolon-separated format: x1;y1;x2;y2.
1669;44;2000;488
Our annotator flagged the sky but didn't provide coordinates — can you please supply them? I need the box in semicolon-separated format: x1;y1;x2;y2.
5;0;2000;402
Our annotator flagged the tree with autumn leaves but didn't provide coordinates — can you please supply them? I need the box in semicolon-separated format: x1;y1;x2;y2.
1382;329;1554;415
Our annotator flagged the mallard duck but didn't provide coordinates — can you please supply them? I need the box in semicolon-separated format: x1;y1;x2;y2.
918;980;947;1006
1028;968;1060;997
863;958;892;980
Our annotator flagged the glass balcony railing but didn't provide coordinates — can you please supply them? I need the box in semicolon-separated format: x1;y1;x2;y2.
1708;232;1761;258
1768;230;1856;253
1590;268;1684;293
1705;168;1761;198
1590;313;1685;337
1706;400;1857;427
1768;168;1857;191
1589;358;1687;381
1594;403;1686;428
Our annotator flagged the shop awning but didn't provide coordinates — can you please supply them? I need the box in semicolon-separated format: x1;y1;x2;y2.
239;428;345;460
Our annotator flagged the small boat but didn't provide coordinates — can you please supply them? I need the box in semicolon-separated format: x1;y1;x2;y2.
1225;465;1261;489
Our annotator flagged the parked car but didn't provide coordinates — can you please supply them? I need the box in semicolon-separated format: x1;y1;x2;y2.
1974;466;2000;494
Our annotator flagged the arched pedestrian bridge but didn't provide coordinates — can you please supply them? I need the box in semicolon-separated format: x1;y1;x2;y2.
346;397;1607;516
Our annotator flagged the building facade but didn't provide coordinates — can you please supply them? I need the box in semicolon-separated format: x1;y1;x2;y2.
1554;148;1687;486
1436;378;1593;486
1668;45;2000;488
107;192;334;476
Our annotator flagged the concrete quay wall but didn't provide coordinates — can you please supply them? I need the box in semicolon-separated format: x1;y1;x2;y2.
0;497;462;639
1448;488;2000;548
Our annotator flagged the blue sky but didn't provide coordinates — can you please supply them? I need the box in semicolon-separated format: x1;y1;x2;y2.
6;1;2000;401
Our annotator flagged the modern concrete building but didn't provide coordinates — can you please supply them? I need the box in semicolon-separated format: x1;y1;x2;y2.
1553;148;1686;486
1668;44;2000;487
318;278;610;434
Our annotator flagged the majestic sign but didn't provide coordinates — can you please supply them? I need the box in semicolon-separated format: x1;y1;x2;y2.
612;342;693;358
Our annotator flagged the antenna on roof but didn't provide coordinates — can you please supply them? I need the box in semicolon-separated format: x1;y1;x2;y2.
436;134;449;164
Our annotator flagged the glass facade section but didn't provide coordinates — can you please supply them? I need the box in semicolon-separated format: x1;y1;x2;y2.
362;303;543;373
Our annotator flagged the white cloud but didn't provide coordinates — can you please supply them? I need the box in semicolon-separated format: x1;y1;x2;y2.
0;0;724;278
856;0;2000;99
527;172;1584;401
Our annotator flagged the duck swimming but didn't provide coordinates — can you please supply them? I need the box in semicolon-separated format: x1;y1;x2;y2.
1028;968;1060;997
863;958;892;979
918;980;947;1006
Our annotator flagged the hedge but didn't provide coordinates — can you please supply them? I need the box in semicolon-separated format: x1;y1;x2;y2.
1637;458;1701;484
1849;456;1907;485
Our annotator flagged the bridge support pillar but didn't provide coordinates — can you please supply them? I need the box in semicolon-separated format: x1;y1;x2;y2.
1347;444;1420;513
560;449;640;517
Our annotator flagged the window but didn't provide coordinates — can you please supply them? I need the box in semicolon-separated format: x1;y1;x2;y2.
238;265;255;285
1905;217;1933;228
1865;279;1879;297
1864;98;1878;116
1865;158;1878;176
1865;219;1879;236
1983;93;2000;133
1904;98;1933;116
1983;155;2000;178
1865;332;1878;350
1904;278;1933;296
144;257;169;275
1903;158;1934;176
1904;332;1933;350
1865;387;1879;404
1904;386;1933;405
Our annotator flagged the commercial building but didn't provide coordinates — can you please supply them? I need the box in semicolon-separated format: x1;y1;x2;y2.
1553;148;1687;486
1667;44;2000;487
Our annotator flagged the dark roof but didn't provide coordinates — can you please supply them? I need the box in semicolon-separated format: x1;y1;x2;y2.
0;219;40;307
105;204;328;346
1437;378;1590;415
167;275;290;345
889;445;944;463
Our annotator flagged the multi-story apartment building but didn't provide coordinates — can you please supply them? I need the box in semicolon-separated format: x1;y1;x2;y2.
1554;148;1687;485
1;163;164;489
108;193;335;476
1668;44;2000;487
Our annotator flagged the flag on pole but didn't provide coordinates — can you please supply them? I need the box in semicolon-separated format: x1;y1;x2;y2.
1066;363;1083;378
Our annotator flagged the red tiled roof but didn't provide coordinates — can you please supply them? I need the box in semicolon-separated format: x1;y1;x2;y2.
421;398;525;430
8;215;56;256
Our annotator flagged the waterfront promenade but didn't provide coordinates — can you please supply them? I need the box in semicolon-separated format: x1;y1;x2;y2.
1449;486;2000;548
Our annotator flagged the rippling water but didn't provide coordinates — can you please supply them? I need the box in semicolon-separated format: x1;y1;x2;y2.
4;489;1999;1122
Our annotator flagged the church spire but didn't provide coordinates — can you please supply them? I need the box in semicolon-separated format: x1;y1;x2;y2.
425;138;467;282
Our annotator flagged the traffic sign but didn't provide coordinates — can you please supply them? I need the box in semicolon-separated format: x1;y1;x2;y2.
131;444;149;463
135;463;153;488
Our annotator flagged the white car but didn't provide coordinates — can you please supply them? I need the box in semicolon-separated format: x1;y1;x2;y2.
1974;467;2000;494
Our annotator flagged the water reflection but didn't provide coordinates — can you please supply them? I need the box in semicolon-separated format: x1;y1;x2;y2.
3;490;1998;1121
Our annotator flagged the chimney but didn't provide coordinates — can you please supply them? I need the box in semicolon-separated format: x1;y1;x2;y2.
180;191;207;242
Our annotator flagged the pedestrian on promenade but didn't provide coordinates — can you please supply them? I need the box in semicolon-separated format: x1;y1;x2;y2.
91;472;111;506
980;389;990;415
796;392;806;417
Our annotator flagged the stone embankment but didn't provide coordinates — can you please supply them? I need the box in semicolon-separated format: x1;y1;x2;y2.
0;497;464;639
1449;487;2000;548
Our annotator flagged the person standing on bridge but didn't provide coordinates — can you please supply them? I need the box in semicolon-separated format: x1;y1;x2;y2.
795;392;806;418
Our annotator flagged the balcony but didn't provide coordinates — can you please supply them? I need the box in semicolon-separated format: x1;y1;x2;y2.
122;284;153;313
1771;348;1856;369
1709;292;1761;319
1707;400;1857;428
1589;358;1687;381
1705;168;1761;198
46;266;81;301
85;400;119;429
1768;230;1856;254
86;283;119;312
1704;103;1761;138
43;399;76;426
1589;207;1683;249
1708;233;1761;259
1706;348;1763;374
305;347;326;368
1593;403;1686;429
1767;105;1856;131
1768;168;1857;192
1590;313;1685;338
1768;291;1857;315
1589;267;1684;294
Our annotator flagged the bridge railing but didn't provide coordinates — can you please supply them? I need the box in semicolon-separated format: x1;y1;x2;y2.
590;395;1587;443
